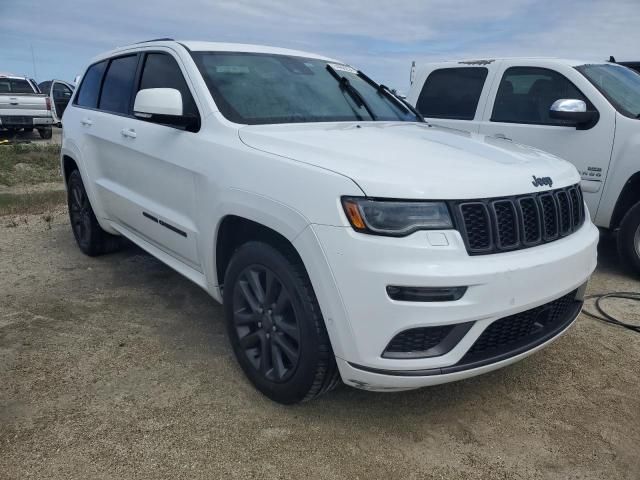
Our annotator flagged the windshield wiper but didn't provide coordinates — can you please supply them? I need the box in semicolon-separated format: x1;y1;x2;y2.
356;70;425;122
326;64;377;120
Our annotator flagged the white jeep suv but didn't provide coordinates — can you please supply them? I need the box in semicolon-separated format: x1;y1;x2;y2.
61;40;598;404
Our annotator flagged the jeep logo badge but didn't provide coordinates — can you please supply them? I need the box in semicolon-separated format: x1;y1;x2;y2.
532;175;553;187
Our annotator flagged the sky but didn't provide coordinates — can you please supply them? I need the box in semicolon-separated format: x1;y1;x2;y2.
1;0;640;92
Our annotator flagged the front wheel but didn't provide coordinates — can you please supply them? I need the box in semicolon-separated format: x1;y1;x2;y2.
618;201;640;276
223;241;339;404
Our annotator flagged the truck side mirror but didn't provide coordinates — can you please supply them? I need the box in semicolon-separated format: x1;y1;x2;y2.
549;99;598;130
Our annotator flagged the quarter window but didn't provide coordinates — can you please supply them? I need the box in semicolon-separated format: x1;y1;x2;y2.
98;55;139;114
138;53;198;118
492;67;592;125
416;68;488;120
75;61;107;109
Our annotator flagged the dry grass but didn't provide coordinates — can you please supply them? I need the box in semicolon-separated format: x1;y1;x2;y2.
0;144;64;215
0;190;66;217
0;144;61;187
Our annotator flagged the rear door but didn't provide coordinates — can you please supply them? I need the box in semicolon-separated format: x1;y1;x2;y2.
407;63;496;133
478;61;615;217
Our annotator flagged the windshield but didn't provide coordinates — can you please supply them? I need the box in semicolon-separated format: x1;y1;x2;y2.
576;63;640;118
191;52;418;125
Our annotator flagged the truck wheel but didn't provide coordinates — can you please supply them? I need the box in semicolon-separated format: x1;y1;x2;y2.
23;127;34;133
38;127;53;139
618;201;640;276
223;241;340;404
67;170;121;256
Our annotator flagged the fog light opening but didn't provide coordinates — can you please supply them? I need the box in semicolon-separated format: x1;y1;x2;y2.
386;285;467;302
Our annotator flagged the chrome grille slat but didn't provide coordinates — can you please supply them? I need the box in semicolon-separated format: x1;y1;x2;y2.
454;184;584;255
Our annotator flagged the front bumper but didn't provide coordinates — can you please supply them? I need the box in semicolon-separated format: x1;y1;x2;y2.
300;218;598;391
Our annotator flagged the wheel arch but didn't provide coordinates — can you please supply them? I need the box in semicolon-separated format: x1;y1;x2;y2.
610;171;640;229
215;215;306;292
62;154;79;185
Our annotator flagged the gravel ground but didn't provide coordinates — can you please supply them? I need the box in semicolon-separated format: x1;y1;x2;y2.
1;208;639;480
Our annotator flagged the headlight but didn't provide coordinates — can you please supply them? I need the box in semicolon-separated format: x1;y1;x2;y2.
341;197;453;236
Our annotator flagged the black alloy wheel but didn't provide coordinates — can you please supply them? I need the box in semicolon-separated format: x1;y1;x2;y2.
69;174;92;251
232;264;301;382
223;241;340;404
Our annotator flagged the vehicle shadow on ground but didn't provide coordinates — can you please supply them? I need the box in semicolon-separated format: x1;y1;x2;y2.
110;228;632;414
0;127;61;145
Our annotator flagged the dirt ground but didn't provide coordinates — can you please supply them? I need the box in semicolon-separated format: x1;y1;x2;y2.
1;207;639;480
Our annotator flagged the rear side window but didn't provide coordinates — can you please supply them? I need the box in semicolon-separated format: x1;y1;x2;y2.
416;67;488;120
491;67;591;125
138;53;198;117
99;55;138;114
0;78;35;94
75;61;107;108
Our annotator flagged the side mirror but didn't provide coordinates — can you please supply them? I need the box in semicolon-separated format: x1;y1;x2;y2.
549;99;598;129
133;88;198;130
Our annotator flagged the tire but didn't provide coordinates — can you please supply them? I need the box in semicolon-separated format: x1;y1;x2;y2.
23;127;34;133
223;241;340;404
38;127;52;139
618;201;640;276
67;170;121;256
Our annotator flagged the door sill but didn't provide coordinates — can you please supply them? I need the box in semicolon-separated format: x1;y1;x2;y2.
109;221;208;291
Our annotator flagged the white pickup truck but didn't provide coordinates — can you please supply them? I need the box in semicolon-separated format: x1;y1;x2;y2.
407;58;640;274
0;74;73;138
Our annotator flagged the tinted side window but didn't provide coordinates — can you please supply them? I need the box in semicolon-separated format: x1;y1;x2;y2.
416;68;488;120
492;67;591;125
99;55;138;114
76;61;107;108
138;53;198;117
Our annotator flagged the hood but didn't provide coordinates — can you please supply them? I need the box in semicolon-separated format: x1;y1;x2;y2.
238;122;580;199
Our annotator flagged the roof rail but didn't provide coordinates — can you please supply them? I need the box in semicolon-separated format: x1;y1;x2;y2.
134;37;174;44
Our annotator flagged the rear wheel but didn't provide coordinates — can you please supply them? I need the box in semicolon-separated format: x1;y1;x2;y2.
67;170;121;256
223;241;339;404
37;127;52;139
617;201;640;276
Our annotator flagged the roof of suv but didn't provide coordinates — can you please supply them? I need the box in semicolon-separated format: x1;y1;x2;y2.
100;40;341;64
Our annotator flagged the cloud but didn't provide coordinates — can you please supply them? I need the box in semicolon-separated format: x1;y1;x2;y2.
1;0;639;89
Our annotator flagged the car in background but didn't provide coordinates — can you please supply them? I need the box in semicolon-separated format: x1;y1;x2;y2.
39;80;75;124
408;58;640;275
0;73;54;138
608;56;640;75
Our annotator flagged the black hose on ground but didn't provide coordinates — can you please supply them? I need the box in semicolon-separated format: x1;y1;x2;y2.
582;292;640;334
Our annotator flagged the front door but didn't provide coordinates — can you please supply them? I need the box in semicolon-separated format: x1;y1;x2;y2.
95;50;203;270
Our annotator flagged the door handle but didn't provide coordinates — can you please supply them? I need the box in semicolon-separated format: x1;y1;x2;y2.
494;133;511;141
120;128;137;139
80;118;93;126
